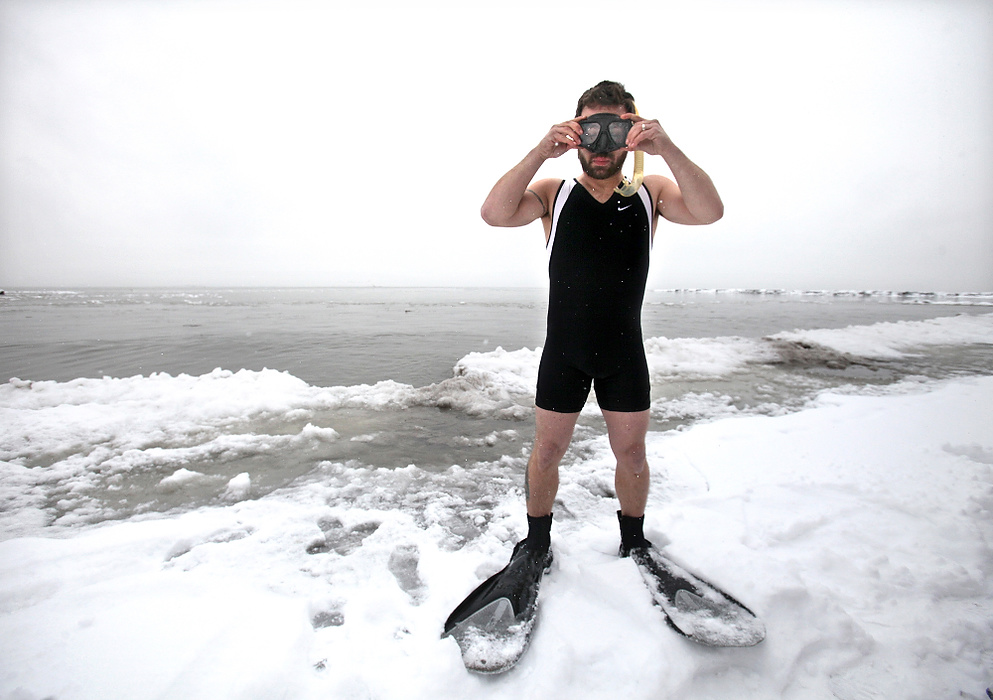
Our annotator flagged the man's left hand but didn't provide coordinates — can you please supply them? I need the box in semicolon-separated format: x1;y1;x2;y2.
622;114;672;156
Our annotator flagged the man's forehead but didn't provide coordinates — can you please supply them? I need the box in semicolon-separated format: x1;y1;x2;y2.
579;103;627;118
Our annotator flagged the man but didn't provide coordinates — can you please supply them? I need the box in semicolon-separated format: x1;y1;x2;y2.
480;80;724;564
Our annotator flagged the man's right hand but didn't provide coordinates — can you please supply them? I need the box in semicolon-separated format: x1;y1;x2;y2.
535;119;583;159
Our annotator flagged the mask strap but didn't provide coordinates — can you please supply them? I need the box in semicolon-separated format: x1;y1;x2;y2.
615;104;644;198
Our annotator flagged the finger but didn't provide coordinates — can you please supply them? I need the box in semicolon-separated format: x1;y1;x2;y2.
626;119;657;149
555;126;581;148
561;120;583;141
549;121;582;146
548;131;578;154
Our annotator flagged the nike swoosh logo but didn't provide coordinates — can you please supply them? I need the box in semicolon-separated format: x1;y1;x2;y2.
618;205;632;211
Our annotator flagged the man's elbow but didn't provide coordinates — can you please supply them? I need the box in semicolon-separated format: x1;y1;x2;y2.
480;203;498;226
698;202;724;225
480;202;510;227
705;204;724;224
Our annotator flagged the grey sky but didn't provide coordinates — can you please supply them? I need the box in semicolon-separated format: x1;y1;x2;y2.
1;0;991;291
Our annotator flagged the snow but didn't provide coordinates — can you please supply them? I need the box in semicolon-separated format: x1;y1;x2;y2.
771;312;993;358
1;374;991;698
222;472;252;501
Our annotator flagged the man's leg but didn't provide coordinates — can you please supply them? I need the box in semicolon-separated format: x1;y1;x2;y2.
526;407;580;517
602;408;650;517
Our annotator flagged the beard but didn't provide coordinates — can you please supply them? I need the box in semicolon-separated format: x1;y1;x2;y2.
578;149;627;180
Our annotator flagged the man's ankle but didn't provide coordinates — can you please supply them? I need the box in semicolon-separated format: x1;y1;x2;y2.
617;510;652;556
526;513;553;550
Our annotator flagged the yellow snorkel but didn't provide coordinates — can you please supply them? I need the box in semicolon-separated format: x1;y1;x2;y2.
615;105;644;198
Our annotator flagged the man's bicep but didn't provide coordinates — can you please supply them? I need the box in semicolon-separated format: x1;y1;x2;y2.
487;184;547;228
653;176;709;226
533;178;566;215
513;179;560;227
524;189;548;218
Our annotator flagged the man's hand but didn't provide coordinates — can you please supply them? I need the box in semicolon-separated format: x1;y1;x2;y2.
620;113;724;225
621;114;673;157
535;119;584;159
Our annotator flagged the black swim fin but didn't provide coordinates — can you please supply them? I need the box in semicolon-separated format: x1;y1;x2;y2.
443;538;552;635
442;539;552;673
628;543;765;647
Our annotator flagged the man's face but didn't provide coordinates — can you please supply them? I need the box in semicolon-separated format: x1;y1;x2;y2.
577;104;628;180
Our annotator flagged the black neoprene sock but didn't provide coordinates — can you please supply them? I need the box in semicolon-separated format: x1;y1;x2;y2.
526;513;553;550
617;510;652;555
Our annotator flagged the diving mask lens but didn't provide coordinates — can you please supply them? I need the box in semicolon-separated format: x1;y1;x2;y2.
578;113;632;153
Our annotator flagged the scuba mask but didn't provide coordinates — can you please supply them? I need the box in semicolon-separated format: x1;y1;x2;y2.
577;113;633;154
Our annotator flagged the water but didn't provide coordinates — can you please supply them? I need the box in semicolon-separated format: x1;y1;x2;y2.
3;287;989;386
2;288;548;387
1;287;991;530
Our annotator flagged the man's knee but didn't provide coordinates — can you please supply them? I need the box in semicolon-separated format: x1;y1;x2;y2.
613;436;646;459
532;409;579;470
614;442;647;472
531;435;570;471
609;431;648;475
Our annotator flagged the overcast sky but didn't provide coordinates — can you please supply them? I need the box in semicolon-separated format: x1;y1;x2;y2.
1;0;991;291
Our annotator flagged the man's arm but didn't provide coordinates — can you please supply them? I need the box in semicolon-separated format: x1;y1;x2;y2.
625;115;724;226
480;119;582;228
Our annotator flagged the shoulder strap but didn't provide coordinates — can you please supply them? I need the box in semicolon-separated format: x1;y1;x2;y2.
636;184;654;247
547;179;574;253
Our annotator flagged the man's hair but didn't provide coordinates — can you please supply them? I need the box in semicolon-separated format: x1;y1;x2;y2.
575;80;636;117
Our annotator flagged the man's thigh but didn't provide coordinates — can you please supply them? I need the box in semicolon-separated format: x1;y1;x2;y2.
601;408;649;458
532;407;581;461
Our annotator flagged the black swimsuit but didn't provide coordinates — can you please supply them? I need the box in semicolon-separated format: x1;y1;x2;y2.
535;179;654;413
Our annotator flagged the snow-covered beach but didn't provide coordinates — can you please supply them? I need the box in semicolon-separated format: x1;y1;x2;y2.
1;289;990;698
